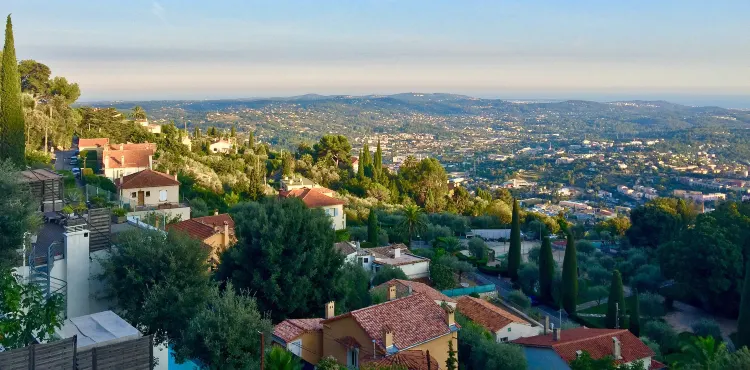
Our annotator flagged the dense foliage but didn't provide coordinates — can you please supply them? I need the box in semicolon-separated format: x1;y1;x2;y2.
0;160;41;270
561;233;578;315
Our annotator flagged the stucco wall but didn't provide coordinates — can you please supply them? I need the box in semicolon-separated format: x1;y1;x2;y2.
120;185;180;206
104;166;150;180
495;323;542;342
323;316;380;366
411;332;456;368
397;260;430;279
287;331;324;365
322;205;346;230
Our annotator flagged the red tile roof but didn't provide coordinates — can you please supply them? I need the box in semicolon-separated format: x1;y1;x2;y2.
650;359;667;370
78;138;110;148
193;214;235;230
272;318;324;342
512;328;654;365
456;296;529;332
334;242;357;256
363;350;439;370
167;219;217;240
373;279;456;304
279;187;345;208
105;149;154;169
115;169;180;189
109;142;157;151
322;293;455;351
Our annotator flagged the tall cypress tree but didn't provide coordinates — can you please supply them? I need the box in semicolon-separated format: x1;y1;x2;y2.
737;261;750;349
0;15;24;165
508;198;522;280
356;149;364;179
539;233;555;304
373;139;383;181
561;232;578;315
606;270;625;329
367;209;379;245
630;289;640;336
362;143;372;178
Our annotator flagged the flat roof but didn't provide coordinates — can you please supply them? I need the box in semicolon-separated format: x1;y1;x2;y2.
56;310;141;349
19;168;62;182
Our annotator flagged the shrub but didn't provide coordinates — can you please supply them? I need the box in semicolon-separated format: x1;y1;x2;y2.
691;319;723;342
507;290;531;310
468;238;488;260
372;265;408;286
642;320;679;354
112;207;127;217
469;292;480;298
639;292;665;319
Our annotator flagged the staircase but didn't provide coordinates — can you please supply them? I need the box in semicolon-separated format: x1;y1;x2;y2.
28;241;67;319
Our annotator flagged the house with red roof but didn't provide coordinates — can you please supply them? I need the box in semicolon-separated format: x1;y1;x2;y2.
360;244;431;280
512;327;665;370
279;187;346;230
167;212;236;265
115;169;190;221
456;296;541;342
372;279;456;308
101;142;157;180
273;287;458;370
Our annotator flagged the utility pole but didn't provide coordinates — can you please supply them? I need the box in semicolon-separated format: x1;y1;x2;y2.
615;303;620;329
45;104;51;154
259;331;265;370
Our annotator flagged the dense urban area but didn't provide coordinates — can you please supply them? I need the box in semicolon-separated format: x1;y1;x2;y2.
3;13;750;370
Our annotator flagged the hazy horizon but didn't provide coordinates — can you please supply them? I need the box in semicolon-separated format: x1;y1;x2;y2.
7;0;750;107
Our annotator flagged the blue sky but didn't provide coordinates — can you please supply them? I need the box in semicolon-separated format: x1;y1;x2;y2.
5;0;750;104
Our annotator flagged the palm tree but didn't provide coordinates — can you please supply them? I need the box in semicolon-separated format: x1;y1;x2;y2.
671;336;727;369
266;346;302;370
130;105;147;120
400;204;426;242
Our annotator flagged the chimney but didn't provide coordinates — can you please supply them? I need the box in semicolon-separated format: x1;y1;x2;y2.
325;301;335;319
444;305;455;327
119;143;124;150
174;173;178;180
356;241;361;250
120;155;125;166
544;316;550;335
388;284;397;301
612;337;622;360
394;248;401;258
214;210;219;216
166;169;170;175
103;153;109;169
223;221;230;247
553;328;561;341
383;325;394;349
148;155;153;169
407;285;413;296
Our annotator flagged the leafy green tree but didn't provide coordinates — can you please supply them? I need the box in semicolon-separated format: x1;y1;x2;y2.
605;270;625;329
373;139;383;181
174;283;272;370
1;15;25;165
266;346;302;370
691;319;722;343
218;198;342;322
518;263;539;295
639;292;664;319
630;289;640;337
539;235;555;303
368;209;380;245
670;336;727;370
0;160;41;271
642;320;679;354
400;204;426;242
717;346;750;369
130;105;147;120
468;237;488;260
397;157;448;212
430;262;456;290
99;228;212;345
740;260;750;349
508;289;531;310
589;285;609;306
47;76;80;104
316;356;343;370
446;339;458;370
508;199;522;280
561;233;578;315
314;134;351;167
336;263;371;314
569;351;644;370
18;59;50;95
0;269;65;350
356;149;365;178
372;265;408;286
627;198;696;249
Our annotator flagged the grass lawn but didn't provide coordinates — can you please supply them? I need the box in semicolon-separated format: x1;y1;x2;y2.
580;295;639;315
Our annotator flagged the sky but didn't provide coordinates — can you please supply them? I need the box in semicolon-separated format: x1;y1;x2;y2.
5;0;750;106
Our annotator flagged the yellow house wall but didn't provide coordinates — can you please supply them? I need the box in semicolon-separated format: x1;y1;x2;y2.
410;332;457;368
322;317;382;366
296;331;323;365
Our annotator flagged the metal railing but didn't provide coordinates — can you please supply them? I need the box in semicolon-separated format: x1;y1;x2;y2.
28;241;67;319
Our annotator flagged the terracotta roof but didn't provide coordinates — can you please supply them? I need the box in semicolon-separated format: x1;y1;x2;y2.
512;328;655;365
193;214;235;230
334;242;357;256
104;149;154;169
650;359;667;370
456;296;529;332
279;187;345;208
78;138;109;148
322;293;456;351
363;350;439;370
109;142;157;151
272;318;323;343
372;279;456;304
167;219;216;240
115;169;180;189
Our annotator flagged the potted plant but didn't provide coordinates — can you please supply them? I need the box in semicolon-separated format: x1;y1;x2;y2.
112;207;127;224
62;205;74;218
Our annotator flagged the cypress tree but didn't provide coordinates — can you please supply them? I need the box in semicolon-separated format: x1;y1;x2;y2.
539;233;555;304
445;339;457;370
356;150;364;179
508;198;522;280
367;209;379;245
373;139;383;181
606;270;625;329
561;232;578;315
362;143;372;178
0;15;25;165
630;289;640;337
737;260;750;349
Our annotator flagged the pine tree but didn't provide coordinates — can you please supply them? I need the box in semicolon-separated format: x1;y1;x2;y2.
737;260;750;349
0;15;25;165
508;198;522;280
630;288;640;337
539;233;555;304
367;209;379;245
606;270;625;329
561;232;578;315
445;339;457;370
373;139;383;182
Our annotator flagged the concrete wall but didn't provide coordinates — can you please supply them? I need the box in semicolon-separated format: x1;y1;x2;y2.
524;347;570;370
397;260;430;279
322;205;346;230
127;207;191;224
63;227;90;318
494;323;542;342
120;185;180;207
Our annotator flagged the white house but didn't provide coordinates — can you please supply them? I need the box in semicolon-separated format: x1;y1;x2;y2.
279;187;346;230
363;245;430;279
114;169;191;221
334;241;358;264
209;139;234;154
101;142;157;180
457;296;541;342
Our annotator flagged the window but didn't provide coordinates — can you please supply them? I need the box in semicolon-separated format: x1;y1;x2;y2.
508;328;512;332
159;190;167;201
347;348;359;368
363;257;369;263
145;191;151;197
288;340;301;357
500;337;509;342
131;192;137;198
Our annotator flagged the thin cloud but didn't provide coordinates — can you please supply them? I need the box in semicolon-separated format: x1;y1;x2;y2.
151;2;168;25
